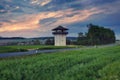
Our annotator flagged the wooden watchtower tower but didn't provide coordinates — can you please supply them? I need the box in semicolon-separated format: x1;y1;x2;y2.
52;26;68;46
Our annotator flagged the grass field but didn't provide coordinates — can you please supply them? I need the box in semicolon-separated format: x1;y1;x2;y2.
0;45;76;53
0;46;27;53
0;46;120;80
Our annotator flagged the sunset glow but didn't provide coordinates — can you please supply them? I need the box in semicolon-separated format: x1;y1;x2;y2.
0;0;120;39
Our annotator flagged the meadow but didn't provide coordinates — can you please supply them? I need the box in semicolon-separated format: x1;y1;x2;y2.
0;46;120;80
0;45;75;53
0;46;27;53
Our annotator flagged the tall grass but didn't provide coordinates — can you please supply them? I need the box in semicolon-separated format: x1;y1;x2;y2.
0;46;120;80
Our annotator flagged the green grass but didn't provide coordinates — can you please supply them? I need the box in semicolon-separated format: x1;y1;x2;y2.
0;46;120;80
7;45;76;49
0;46;27;53
0;45;76;53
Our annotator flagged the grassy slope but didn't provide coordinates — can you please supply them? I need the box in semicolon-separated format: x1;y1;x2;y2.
0;46;120;80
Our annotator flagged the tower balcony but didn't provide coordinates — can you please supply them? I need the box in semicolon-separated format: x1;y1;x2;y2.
52;32;68;35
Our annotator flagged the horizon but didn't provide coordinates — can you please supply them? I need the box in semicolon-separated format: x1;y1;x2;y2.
0;0;120;39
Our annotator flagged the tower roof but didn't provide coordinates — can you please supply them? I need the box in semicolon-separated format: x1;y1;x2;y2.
52;26;68;31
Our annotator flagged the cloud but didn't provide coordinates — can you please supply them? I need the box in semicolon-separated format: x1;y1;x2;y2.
45;8;104;27
0;15;40;32
0;0;119;37
98;0;120;15
40;0;51;6
0;7;103;33
30;0;51;6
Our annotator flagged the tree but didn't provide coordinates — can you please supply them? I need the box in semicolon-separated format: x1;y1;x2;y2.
45;39;54;45
33;39;41;45
77;24;116;45
87;24;115;45
77;32;89;45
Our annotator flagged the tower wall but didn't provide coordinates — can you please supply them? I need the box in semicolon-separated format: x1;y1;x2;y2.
54;34;66;46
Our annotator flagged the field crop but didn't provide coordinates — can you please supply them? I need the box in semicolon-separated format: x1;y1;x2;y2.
0;46;120;80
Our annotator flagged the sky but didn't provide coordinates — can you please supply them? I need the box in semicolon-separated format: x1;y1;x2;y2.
0;0;120;39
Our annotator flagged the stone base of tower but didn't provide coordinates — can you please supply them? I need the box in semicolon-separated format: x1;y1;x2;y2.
54;35;66;46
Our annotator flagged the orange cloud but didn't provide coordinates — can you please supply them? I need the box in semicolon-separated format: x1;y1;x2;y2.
0;8;103;33
53;8;103;26
41;0;51;6
40;8;104;28
0;16;40;32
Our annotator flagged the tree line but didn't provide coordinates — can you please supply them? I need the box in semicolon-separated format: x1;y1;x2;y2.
77;24;116;45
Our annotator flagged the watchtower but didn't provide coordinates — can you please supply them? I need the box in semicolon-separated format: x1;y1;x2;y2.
52;26;68;46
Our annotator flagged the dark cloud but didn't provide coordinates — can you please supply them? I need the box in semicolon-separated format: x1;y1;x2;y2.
0;5;4;10
50;0;74;5
40;18;57;23
90;0;118;5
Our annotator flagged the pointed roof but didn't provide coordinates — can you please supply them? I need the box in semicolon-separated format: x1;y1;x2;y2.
52;25;68;31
